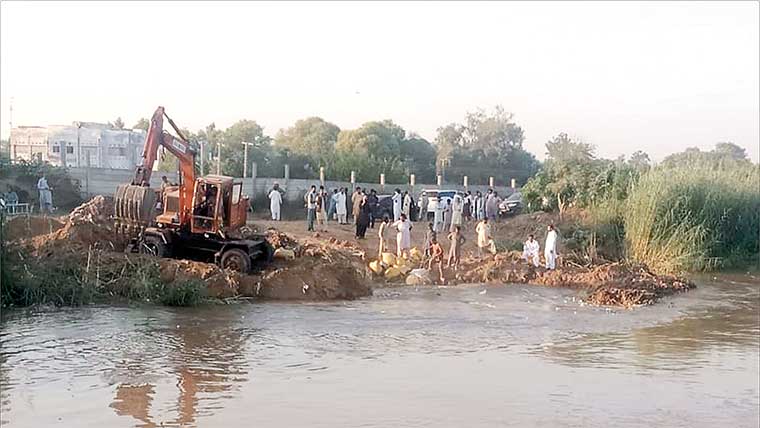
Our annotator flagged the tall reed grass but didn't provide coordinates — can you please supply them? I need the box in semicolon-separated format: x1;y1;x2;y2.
623;162;759;273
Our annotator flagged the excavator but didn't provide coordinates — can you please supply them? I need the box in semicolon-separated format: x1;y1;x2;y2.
114;106;272;272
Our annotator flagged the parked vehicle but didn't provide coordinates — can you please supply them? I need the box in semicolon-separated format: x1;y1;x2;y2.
373;194;394;220
374;194;420;221
498;192;523;217
419;189;464;221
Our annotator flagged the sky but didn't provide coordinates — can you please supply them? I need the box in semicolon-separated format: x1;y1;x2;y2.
1;1;758;162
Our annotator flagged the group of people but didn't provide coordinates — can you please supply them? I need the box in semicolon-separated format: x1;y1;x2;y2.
297;185;382;238
522;224;559;270
268;184;560;277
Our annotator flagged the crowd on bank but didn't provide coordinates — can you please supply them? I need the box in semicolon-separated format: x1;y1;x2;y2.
266;184;560;283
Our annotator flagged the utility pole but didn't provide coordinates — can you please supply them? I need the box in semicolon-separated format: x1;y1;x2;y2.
199;141;205;175
216;142;221;175
241;141;253;178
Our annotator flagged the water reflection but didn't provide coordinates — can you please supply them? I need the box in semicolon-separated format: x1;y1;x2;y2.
107;309;251;427
538;281;760;370
110;384;155;428
0;352;11;427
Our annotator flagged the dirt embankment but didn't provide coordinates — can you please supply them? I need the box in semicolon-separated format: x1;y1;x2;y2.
7;197;372;302
6;198;693;307
252;215;694;308
453;252;693;307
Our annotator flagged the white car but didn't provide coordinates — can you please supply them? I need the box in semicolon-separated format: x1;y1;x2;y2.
418;189;464;220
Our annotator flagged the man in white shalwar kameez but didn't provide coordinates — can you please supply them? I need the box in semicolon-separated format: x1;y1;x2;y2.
544;225;559;270
268;184;283;221
523;234;540;267
392;189;403;221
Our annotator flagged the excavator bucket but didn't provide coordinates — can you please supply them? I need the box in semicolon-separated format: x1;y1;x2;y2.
114;184;158;234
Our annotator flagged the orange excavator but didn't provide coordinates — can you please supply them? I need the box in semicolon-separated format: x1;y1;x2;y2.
114;106;272;272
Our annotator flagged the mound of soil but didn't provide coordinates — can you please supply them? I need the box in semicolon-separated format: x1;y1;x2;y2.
6;216;65;241
451;253;693;307
12;198;373;302
25;195;128;256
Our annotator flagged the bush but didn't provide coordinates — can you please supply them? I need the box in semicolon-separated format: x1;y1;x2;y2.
624;162;760;273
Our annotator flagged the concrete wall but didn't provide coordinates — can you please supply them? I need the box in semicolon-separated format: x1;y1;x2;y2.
69;167;518;202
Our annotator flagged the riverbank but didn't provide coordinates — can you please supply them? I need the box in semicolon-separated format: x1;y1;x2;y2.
2;196;697;308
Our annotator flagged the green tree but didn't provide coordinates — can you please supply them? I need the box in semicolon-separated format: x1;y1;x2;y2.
435;106;539;185
219;120;273;177
399;133;437;183
114;117;125;130
336;120;404;160
662;143;751;169
628;150;651;172
713;142;748;161
132;118;150;131
273;117;339;164
545;132;595;164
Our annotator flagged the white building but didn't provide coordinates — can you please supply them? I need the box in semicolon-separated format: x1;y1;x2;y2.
10;122;146;169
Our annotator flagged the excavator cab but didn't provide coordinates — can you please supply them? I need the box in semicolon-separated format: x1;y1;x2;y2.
190;176;248;235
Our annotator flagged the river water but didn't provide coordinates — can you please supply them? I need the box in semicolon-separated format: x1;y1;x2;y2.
1;274;758;428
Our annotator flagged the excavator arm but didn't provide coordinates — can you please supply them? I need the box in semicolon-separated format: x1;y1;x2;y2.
115;106;197;234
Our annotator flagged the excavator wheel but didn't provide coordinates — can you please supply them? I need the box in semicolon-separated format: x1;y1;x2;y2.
221;248;251;273
139;235;169;257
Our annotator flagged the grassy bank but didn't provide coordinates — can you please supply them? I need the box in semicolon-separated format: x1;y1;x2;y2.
623;162;759;273
1;249;207;308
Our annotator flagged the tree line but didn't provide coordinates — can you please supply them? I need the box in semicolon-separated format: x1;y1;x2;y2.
130;106;539;185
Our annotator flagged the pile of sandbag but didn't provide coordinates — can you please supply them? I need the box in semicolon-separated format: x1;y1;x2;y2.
367;247;430;285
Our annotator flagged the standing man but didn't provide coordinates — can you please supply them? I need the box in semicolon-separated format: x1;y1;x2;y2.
351;186;363;225
402;190;412;219
392;213;413;259
450;194;463;232
447;225;465;270
367;189;379;228
442;199;453;234
475;191;485;221
463;191;472;222
391;188;402;221
418;191;429;223
433;196;445;233
476;217;493;257
491;191;502;221
544;224;559;270
377;216;391;259
327;188;338;222
423;222;437;257
316;185;327;231
268;183;283;221
335;187;347;224
484;188;494;220
305;185;317;232
355;194;371;239
37;173;53;215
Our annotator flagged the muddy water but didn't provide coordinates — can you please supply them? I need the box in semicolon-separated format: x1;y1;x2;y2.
1;274;758;428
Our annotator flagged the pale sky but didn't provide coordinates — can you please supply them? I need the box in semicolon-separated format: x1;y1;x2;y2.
1;1;758;161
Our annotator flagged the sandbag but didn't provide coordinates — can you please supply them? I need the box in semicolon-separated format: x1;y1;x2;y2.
369;260;383;274
405;268;432;285
381;252;396;265
397;264;412;275
273;248;296;260
385;266;402;279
